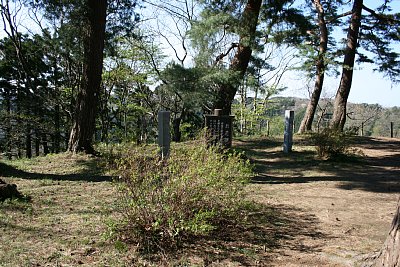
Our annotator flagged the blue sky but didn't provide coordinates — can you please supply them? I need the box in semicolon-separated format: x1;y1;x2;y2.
278;0;400;108
280;64;400;108
348;65;400;107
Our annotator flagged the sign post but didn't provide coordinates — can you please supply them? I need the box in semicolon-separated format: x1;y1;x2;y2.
283;110;294;153
158;111;170;159
205;109;234;148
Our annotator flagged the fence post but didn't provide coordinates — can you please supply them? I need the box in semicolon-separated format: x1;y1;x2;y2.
391;122;394;138
361;122;364;136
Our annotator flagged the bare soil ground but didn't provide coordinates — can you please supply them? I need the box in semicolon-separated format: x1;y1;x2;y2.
0;137;399;266
238;136;400;267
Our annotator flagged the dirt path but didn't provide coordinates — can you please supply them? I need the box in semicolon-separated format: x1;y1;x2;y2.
239;137;400;267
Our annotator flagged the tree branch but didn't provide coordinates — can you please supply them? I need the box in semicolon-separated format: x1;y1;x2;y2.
362;4;400;25
327;10;353;24
213;42;239;66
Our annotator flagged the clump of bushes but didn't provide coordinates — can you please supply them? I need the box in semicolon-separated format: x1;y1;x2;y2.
108;141;253;252
309;128;353;159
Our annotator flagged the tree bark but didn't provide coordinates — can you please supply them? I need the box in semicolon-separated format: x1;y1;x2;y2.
35;130;40;156
330;0;363;131
213;0;262;115
298;0;328;134
172;108;185;142
4;87;12;159
25;125;32;158
53;104;60;153
68;0;107;154
42;134;49;155
368;198;400;267
172;117;182;142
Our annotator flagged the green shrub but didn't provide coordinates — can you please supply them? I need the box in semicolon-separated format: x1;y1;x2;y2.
310;129;352;159
110;140;253;252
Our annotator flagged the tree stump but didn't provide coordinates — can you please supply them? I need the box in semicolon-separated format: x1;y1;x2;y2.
0;179;23;201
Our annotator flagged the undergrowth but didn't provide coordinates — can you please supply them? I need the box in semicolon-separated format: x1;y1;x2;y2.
99;140;254;253
309;128;363;160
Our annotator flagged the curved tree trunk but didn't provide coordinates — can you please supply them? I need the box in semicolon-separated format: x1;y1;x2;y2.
298;0;328;134
172;108;185;142
369;198;400;266
330;0;363;131
68;0;107;154
213;0;262;115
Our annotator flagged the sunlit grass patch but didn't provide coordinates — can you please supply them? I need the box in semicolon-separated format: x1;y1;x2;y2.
0;153;126;266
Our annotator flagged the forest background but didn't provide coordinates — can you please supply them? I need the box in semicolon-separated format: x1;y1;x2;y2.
0;0;400;158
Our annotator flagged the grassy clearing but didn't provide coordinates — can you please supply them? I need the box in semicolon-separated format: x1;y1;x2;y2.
0;149;310;267
2;136;394;266
0;153;129;266
0;144;322;266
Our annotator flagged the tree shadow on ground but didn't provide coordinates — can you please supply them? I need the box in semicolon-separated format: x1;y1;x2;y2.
144;203;327;266
0;161;112;182
236;136;400;194
235;137;283;150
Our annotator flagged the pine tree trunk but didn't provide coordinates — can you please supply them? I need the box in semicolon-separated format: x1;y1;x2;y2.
99;91;109;143
213;0;262;115
369;198;400;266
53;104;60;153
330;0;363;131
172;108;185;142
68;0;107;154
172;117;182;142
4;88;12;159
65;126;69;150
42;134;49;155
16;89;23;159
35;130;40;156
25;125;32;158
298;0;328;134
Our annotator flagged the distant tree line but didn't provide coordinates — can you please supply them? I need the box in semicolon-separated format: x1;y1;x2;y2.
232;96;400;138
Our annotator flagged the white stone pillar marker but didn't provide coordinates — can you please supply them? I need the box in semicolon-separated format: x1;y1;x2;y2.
158;111;170;159
283;110;294;153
